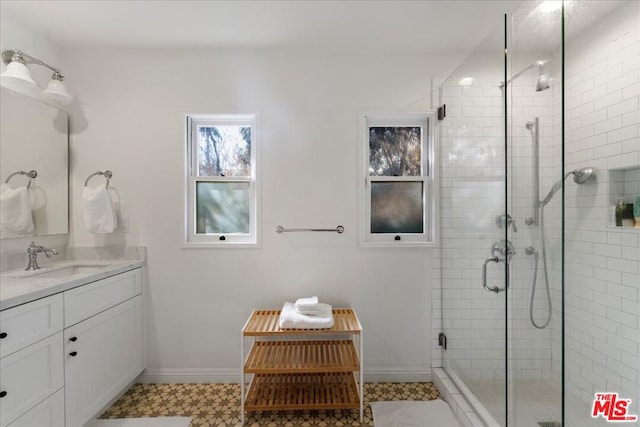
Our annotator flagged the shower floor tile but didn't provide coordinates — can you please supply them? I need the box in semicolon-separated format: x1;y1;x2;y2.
464;379;611;427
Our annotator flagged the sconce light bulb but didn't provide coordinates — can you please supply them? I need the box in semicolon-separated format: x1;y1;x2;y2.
1;60;37;87
43;78;72;105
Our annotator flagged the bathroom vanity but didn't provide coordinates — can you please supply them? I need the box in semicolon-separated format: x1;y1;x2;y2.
0;260;145;427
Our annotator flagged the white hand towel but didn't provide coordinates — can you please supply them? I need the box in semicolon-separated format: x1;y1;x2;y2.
279;302;333;329
82;185;117;234
295;296;319;309
0;184;34;237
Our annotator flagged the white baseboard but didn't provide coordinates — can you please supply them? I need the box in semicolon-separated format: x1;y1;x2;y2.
138;368;240;384
137;367;431;384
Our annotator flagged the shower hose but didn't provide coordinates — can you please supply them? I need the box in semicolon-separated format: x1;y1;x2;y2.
530;206;553;329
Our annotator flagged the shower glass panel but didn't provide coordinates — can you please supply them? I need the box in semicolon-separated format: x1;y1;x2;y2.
508;2;563;426
439;18;508;426
439;1;639;426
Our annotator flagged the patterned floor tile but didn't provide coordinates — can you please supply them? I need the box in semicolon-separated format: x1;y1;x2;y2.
100;382;440;426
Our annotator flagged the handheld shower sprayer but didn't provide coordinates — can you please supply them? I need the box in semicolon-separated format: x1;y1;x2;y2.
539;167;596;207
529;166;596;330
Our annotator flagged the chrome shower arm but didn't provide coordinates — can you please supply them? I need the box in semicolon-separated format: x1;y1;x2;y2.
499;60;546;89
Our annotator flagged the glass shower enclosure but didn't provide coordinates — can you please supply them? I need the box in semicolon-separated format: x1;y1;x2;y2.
439;1;639;426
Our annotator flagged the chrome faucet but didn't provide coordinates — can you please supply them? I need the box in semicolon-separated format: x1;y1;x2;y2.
26;241;59;270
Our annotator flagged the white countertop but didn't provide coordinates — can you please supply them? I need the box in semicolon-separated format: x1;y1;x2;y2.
0;259;144;310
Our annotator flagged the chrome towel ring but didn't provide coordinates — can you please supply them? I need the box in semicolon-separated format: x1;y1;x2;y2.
84;170;113;188
4;170;38;188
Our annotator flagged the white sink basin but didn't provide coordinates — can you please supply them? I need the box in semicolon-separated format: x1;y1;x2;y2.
12;263;112;279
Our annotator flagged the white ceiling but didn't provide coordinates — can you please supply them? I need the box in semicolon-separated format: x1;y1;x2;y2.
1;0;522;52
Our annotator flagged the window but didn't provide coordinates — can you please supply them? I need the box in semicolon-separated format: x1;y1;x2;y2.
185;114;258;246
361;112;436;246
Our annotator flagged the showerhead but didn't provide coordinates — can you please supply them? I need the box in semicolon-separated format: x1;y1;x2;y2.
500;59;551;92
571;166;596;184
539;167;596;207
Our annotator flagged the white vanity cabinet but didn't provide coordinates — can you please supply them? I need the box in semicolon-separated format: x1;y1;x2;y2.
64;269;143;427
0;294;64;427
0;266;144;427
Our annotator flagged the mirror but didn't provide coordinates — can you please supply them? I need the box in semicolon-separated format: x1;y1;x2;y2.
0;87;68;238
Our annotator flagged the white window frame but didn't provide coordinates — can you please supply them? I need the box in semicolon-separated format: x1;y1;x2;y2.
184;113;260;247
359;111;438;247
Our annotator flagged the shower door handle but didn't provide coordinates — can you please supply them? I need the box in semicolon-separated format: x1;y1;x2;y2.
482;257;500;293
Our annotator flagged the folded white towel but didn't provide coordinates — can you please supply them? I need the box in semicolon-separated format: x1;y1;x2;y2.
296;306;325;315
0;184;34;237
279;302;334;329
82;185;117;234
295;296;319;309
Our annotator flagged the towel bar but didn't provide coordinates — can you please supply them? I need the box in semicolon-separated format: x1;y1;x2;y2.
276;225;344;234
4;170;37;188
84;170;112;188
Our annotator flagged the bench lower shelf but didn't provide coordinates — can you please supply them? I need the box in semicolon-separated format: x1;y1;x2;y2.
245;372;360;411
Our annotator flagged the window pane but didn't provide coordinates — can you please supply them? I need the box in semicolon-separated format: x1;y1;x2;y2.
369;126;421;176
197;125;251;177
196;182;250;234
371;181;423;234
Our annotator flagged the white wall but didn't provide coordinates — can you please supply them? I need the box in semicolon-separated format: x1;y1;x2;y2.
0;9;61;93
60;47;447;381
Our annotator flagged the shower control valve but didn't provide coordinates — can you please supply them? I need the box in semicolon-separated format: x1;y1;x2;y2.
496;214;517;232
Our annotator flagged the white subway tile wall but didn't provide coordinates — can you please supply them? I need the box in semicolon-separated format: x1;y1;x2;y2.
564;2;639;419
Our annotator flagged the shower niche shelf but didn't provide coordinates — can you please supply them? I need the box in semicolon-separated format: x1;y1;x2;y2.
608;166;639;229
240;308;363;424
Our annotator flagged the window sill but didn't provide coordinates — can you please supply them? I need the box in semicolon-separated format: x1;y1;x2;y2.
181;241;260;249
360;240;437;249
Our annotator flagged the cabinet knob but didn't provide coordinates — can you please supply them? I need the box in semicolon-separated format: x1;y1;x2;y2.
69;351;78;357
0;332;7;339
69;336;78;342
0;391;7;398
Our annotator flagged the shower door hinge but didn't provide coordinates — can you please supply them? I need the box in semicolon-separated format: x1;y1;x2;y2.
437;104;446;121
438;332;447;350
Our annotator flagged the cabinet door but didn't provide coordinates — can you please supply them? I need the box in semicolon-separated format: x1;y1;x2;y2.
64;296;143;427
7;388;64;427
0;333;63;427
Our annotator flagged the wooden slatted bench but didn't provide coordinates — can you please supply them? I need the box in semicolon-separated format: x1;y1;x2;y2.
240;308;363;424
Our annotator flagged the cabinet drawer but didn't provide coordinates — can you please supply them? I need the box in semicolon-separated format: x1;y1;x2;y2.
0;294;63;358
64;269;141;327
0;333;64;427
6;388;64;427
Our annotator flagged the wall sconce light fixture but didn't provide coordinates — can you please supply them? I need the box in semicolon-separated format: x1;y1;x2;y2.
1;49;72;105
